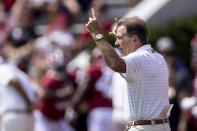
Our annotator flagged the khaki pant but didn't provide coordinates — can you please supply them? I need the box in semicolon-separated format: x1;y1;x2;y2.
125;123;171;131
0;112;34;131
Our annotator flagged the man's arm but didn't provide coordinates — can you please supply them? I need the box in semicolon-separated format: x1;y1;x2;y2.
9;78;36;113
86;9;126;73
70;71;90;108
95;39;126;73
38;86;74;100
9;78;31;105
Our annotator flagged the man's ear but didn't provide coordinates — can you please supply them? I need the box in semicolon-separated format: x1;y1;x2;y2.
133;35;138;43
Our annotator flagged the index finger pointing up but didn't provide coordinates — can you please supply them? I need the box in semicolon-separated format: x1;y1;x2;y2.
91;8;96;19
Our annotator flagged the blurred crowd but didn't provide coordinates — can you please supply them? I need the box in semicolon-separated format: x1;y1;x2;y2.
0;0;197;131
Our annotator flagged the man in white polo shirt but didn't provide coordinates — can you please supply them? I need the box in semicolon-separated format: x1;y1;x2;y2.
86;9;171;131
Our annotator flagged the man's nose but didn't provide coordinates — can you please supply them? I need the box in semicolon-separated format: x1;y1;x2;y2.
115;40;120;47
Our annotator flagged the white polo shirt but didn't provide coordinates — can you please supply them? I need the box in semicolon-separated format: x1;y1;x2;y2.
121;44;170;122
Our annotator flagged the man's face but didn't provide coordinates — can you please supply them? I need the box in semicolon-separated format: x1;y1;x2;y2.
115;25;136;56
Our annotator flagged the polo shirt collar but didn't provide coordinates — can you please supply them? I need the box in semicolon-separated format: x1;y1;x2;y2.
135;44;152;52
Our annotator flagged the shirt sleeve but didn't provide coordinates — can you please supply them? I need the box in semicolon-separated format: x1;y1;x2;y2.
121;53;142;83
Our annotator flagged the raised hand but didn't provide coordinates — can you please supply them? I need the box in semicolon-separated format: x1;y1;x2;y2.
86;8;101;36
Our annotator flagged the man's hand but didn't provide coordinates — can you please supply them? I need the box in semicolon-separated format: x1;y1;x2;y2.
86;8;101;38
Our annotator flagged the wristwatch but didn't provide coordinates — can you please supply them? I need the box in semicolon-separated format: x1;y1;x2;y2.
95;34;104;41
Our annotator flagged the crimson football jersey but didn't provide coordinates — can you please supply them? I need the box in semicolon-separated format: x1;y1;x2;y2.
87;63;113;110
39;70;76;120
